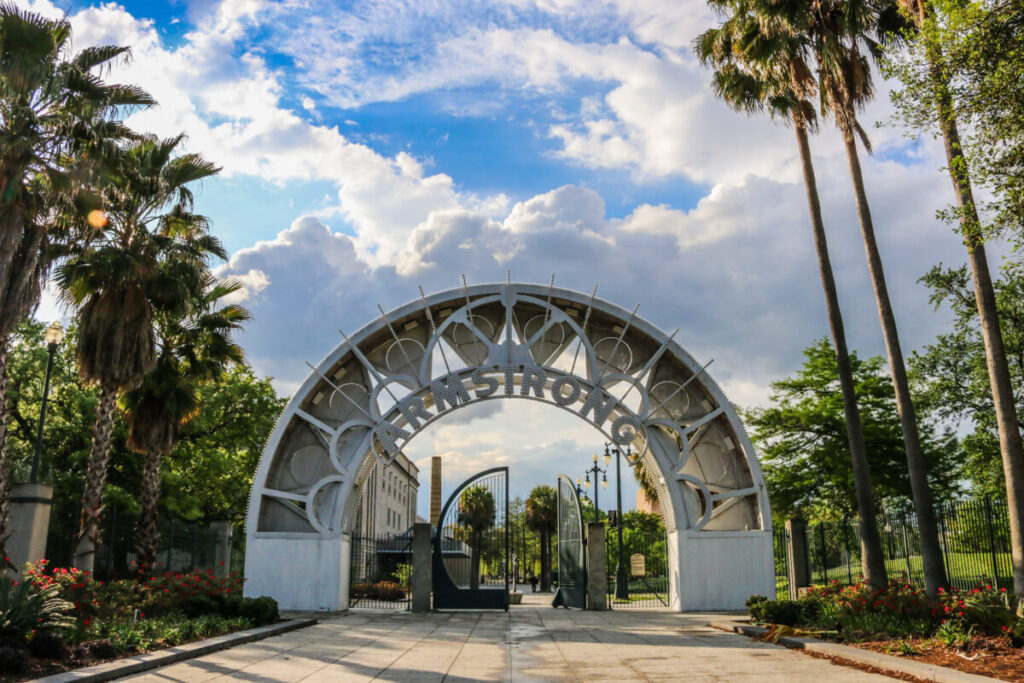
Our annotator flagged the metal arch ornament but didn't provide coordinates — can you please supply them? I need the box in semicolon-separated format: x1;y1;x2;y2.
246;279;772;541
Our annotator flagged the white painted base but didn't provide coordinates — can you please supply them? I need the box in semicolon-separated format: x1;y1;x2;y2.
674;530;774;611
244;535;348;611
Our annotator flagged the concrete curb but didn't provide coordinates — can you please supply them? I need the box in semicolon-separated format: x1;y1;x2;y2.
708;620;996;683
34;618;318;682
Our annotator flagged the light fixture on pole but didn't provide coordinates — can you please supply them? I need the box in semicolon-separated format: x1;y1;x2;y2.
583;453;607;522
605;442;631;601
30;322;64;484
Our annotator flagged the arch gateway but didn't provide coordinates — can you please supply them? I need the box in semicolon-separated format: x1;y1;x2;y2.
244;282;775;611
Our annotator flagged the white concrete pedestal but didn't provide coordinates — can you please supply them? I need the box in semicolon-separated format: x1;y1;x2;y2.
7;483;53;569
673;530;774;611
244;534;350;611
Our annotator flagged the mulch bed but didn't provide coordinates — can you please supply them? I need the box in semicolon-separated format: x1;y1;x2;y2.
853;635;1024;682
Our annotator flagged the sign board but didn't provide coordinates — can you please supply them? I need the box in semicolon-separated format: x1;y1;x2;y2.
630;553;645;577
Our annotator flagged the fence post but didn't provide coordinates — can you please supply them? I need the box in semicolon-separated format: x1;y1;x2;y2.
585;522;607;610
785;519;810;599
901;513;913;581
211;521;233;577
984;498;1001;590
938;505;951;584
817;522;827;583
166;517;175;571
842;518;853;585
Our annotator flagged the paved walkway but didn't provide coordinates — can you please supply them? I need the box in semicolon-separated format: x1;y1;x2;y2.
124;607;893;682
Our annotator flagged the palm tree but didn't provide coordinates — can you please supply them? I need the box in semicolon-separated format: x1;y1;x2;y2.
458;485;496;590
526;485;557;592
0;3;152;565
121;278;249;573
898;0;1024;597
794;0;948;594
695;0;888;587
56;135;222;571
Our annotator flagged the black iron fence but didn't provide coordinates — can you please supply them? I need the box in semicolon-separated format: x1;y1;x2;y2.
773;497;1013;597
349;532;413;610
43;502;230;582
606;525;669;608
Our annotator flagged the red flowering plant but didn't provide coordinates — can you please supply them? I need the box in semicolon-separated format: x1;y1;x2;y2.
138;568;245;617
936;580;1024;644
23;559;105;624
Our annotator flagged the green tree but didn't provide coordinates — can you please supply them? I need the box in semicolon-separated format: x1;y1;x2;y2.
121;278;249;571
2;320;282;541
695;0;889;588
886;0;1024;596
525;485;557;592
912;263;1024;498
56;135;223;571
747;339;962;522
0;4;151;565
457;485;495;590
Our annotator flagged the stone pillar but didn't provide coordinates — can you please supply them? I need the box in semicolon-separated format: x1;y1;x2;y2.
7;483;53;569
430;456;442;527
585;521;607;611
210;521;233;577
786;519;811;600
411;522;432;612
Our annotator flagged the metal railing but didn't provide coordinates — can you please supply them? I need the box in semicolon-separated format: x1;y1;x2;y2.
349;532;413;610
43;502;228;581
773;497;1013;596
606;526;669;608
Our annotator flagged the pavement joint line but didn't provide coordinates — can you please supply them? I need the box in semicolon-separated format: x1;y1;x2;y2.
295;616;433;682
366;613;460;681
33;618;317;683
440;612;482;682
707;620;996;683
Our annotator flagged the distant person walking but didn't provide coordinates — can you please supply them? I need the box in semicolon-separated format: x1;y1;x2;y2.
530;575;538;593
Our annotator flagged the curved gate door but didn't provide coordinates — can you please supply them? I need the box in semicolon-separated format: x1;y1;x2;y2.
554;474;586;608
432;467;510;610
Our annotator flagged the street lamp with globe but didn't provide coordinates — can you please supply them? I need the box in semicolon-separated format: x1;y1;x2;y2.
30;322;64;484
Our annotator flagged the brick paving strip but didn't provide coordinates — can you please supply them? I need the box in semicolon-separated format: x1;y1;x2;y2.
707;619;996;683
33;618;318;683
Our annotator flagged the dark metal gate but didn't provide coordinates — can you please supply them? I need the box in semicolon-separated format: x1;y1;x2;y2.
432;466;510;610
554;474;586;608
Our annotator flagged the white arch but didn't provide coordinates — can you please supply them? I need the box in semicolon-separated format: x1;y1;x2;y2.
244;282;775;611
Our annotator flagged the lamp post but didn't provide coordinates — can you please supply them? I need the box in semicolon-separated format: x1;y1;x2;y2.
582;453;608;523
605;443;632;600
30;322;64;484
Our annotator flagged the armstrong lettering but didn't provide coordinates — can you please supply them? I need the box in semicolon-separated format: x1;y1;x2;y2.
371;363;642;460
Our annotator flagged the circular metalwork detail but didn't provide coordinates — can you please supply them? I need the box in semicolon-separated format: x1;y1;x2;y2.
246;282;770;538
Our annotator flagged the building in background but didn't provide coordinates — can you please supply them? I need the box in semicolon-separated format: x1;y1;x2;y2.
636;488;661;516
355;453;419;537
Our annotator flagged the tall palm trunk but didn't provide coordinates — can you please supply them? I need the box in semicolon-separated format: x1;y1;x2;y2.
0;339;13;569
839;130;948;594
135;448;163;575
540;529;551;591
470;530;482;590
793;117;887;586
921;37;1024;594
75;380;119;572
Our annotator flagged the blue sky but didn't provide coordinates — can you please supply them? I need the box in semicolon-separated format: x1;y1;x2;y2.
30;0;982;509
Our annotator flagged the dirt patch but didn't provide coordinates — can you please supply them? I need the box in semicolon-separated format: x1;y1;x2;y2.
853;636;1024;682
800;649;928;682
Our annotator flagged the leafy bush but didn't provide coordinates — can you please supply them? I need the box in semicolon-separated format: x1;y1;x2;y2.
78;639;116;660
28;631;71;660
24;559;103;623
239;597;278;626
747;599;809;626
82;614;253;654
0;574;74;643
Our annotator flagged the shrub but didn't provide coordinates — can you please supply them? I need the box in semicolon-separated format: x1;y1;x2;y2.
28;631;71;660
0;644;29;673
0;574;73;643
80;639;116;660
745;594;768;609
747;599;806;626
239;597;278;626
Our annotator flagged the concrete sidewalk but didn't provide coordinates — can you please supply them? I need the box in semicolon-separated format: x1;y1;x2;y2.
122;608;894;682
